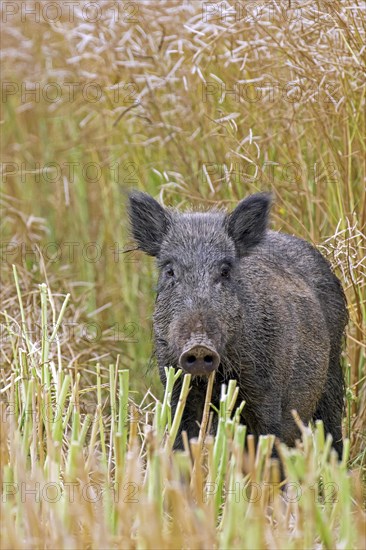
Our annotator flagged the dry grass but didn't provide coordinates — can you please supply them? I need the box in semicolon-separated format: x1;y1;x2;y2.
1;0;365;548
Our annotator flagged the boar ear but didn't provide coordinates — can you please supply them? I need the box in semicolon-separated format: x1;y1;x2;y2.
128;191;171;256
227;193;272;254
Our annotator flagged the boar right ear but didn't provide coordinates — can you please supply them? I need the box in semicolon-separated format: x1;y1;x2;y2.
128;191;171;256
227;193;272;254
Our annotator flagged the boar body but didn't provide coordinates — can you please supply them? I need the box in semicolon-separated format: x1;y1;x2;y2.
129;192;347;456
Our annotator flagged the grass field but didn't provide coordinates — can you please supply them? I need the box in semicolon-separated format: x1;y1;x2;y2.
1;1;365;548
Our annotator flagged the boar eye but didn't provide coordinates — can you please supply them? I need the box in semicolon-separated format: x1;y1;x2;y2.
220;264;231;278
166;266;175;278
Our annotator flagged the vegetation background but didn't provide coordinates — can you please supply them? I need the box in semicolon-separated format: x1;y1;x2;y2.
1;1;365;548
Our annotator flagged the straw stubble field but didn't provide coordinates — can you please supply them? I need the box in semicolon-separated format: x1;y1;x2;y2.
1;1;365;548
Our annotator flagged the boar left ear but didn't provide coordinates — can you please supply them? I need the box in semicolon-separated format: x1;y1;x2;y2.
227;193;272;254
128;191;171;256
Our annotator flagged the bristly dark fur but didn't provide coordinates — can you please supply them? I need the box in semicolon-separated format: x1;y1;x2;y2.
128;190;348;458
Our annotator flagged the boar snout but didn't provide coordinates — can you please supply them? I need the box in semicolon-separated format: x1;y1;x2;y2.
179;343;220;375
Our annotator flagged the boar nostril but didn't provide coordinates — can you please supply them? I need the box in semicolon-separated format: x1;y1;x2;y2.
204;355;213;364
187;355;196;365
